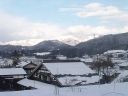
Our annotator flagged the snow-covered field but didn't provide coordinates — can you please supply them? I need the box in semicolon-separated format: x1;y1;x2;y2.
0;78;127;96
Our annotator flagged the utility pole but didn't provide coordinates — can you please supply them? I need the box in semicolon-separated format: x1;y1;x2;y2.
93;34;96;39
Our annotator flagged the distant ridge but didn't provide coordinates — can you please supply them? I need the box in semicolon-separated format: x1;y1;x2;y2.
76;32;128;55
0;32;128;57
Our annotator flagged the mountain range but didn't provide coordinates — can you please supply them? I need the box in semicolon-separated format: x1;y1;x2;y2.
0;32;128;57
76;32;128;55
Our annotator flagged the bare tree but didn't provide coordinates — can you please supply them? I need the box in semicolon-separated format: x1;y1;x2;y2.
92;56;114;83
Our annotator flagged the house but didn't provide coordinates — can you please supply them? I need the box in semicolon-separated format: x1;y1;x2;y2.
0;68;30;91
27;60;99;87
0;68;27;87
0;68;27;80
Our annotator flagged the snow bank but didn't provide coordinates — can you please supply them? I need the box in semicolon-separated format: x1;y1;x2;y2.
7;78;128;96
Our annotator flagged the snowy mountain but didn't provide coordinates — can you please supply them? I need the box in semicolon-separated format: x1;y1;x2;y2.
76;32;128;55
32;40;72;51
0;32;128;57
60;38;80;46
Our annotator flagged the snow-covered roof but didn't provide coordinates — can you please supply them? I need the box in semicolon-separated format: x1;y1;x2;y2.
81;58;93;63
0;68;26;75
16;61;29;67
104;50;126;54
58;76;99;86
56;55;67;60
18;78;54;89
34;52;51;56
43;62;95;75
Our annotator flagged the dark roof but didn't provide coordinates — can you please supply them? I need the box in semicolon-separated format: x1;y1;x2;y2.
23;62;37;69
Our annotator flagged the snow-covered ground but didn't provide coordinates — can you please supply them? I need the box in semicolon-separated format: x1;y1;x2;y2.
112;70;128;83
0;55;128;96
111;60;128;83
104;50;126;54
111;58;128;64
0;78;126;96
0;58;13;67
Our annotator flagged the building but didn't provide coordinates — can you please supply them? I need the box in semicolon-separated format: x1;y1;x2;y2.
0;68;31;91
0;68;27;80
27;60;99;87
23;61;37;74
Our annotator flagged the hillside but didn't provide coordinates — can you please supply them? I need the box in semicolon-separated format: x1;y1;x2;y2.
0;32;128;57
76;32;128;55
31;40;72;51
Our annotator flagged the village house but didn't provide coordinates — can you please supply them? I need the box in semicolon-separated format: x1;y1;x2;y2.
26;60;99;87
0;68;27;90
23;61;37;75
0;68;27;79
0;68;27;80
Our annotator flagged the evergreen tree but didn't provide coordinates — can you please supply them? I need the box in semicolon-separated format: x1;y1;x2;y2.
11;50;22;67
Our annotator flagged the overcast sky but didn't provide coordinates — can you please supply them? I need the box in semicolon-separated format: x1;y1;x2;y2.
0;0;128;45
